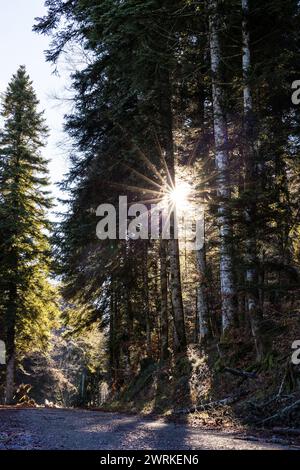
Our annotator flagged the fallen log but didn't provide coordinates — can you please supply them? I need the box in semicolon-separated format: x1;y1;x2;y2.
223;367;257;379
175;391;248;415
259;399;300;425
272;427;300;436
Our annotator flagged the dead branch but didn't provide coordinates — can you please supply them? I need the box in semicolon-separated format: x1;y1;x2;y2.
259;399;300;425
175;391;248;415
223;367;257;379
272;427;300;436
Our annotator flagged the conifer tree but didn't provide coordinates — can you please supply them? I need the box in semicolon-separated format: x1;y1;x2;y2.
0;66;58;403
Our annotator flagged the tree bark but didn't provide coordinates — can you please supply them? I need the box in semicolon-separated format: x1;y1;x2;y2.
242;0;264;360
196;216;210;342
5;283;17;404
109;283;121;386
143;242;152;358
168;228;186;353
209;0;236;333
109;285;116;379
5;353;15;404
159;238;169;361
159;67;187;353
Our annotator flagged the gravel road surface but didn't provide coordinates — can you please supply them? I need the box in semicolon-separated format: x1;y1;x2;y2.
0;408;297;450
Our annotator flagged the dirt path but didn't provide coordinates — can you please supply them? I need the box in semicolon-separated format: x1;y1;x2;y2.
0;408;297;450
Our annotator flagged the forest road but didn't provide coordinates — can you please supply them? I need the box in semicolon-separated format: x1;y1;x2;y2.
0;408;298;450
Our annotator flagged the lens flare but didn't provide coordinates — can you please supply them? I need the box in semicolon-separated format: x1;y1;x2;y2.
169;181;191;211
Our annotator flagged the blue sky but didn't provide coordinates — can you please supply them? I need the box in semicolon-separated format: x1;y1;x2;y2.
0;0;71;217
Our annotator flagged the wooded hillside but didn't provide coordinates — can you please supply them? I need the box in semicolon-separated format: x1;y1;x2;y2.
0;0;300;428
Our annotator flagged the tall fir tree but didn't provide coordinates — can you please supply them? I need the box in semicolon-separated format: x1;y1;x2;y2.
0;66;58;403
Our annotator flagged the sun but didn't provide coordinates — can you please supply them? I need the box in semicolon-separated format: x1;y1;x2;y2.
168;181;192;212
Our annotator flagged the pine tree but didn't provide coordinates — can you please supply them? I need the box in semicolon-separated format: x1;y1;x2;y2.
0;66;58;403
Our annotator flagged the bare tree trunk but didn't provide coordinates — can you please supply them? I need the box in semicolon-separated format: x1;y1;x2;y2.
159;67;187;354
168;228;186;353
124;287;133;372
196;217;210;342
109;284;116;381
122;244;133;376
109;282;121;387
209;0;236;333
153;256;161;356
5;284;17;404
143;242;152;357
5;353;15;404
242;0;264;360
160;238;169;361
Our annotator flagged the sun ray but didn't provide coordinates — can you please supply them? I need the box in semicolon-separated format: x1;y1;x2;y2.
134;146;166;185
109;182;162;197
122;163;164;192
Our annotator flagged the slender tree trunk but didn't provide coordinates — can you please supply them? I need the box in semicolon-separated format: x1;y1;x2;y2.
159;68;187;353
5;284;17;404
143;242;152;357
124;288;133;371
196;217;210;342
4;146;21;404
109;283;121;386
114;290;121;385
242;0;264;360
168;227;186;353
5;353;15;405
160;238;169;361
153;257;160;357
123;243;133;375
109;285;116;380
209;0;236;333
